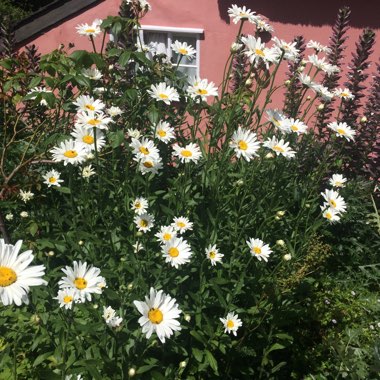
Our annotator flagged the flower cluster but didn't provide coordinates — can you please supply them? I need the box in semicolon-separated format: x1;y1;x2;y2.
321;175;348;223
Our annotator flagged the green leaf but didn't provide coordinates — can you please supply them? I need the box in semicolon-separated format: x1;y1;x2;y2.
192;347;203;362
118;51;131;67
33;351;53;367
108;130;125;148
56;187;71;194
205;350;218;373
28;76;43;89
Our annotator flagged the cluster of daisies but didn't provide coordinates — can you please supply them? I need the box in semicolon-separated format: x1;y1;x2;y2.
321;174;348;223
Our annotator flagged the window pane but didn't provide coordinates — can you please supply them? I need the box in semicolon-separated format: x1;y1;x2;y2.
171;35;197;65
144;32;168;55
177;65;197;79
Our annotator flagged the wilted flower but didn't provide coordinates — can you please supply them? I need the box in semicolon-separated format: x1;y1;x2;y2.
19;190;34;203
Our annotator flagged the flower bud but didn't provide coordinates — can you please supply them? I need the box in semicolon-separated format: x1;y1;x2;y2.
283;254;292;261
48;250;55;257
179;361;187;368
30;314;41;325
20;211;29;218
317;104;324;111
306;95;311;101
184;314;191;322
360;116;367;123
245;78;253;86
93;304;99;309
136;231;143;237
128;368;136;377
276;239;285;247
284;80;291;86
235;179;244;187
127;283;134;291
276;210;285;217
265;152;274;159
275;216;281;220
78;240;84;246
230;42;242;53
297;66;305;72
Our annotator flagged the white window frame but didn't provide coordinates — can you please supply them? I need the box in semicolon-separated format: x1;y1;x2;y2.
139;25;204;77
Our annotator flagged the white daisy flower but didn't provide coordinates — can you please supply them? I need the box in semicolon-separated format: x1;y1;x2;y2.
307;54;328;71
26;86;52;106
5;213;13;221
131;197;149;215
242;35;277;68
187;77;218;102
323;63;340;76
230;127;260;161
172;143;202;164
71;126;106;152
19;190;34;203
76;19;102;37
58;261;105;302
272;37;299;61
81;67;102;80
153;121;175;143
130;137;160;161
103;306;123;328
279;118;308;135
73;95;105;113
137;155;163;176
0;240;47;306
265;109;285;128
263;137;296;158
334;88;354;101
205;244;224;266
155;225;177;245
43;169;63;187
75;111;112;130
81;164;96;179
254;16;274;32
107;106;123;117
50;140;88;166
162;237;193;268
171;41;196;59
148;82;180;105
313;84;334;102
321;189;347;214
227;4;257;24
322;207;341;223
246;238;272;262
329;174;347;188
307;40;331;54
220;312;242;336
20;211;28;218
133;287;182;343
134;213;155;233
55;288;78;310
171;216;193;234
127;128;141;139
298;74;317;89
327;121;356;141
133;241;144;253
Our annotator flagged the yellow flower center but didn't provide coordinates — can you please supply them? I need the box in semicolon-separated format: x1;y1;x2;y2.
273;145;284;153
227;320;235;328
143;161;153;168
179;48;188;55
209;251;216;259
49;177;57;183
63;295;73;304
139;146;149;155
337;128;346;135
335;181;342;187
64;150;78;158
325;212;332;220
148;308;163;324
163;233;172;241
0;266;17;287
255;49;265;57
329;199;337;208
135;202;141;209
85;28;96;33
82;135;94;144
159;93;169;99
197;89;208;95
238;140;248;151
140;219;149;228
169;247;179;257
341;92;349;97
88;119;100;126
85;104;95;111
273;118;280;127
239;12;248;18
74;277;87;290
181;150;192;157
291;125;299;131
253;247;262;255
177;222;186;228
158;130;167;137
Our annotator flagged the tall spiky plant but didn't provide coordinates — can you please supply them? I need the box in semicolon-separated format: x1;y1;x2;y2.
283;35;306;117
229;38;249;93
0;17;16;59
24;44;41;74
315;6;351;136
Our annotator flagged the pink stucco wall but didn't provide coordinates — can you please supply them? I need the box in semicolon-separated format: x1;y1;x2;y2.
21;0;380;108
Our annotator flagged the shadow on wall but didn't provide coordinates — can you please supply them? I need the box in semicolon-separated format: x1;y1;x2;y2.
218;0;380;29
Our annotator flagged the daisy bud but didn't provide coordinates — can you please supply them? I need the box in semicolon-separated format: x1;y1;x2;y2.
297;66;305;72
317;104;324;111
179;361;187;368
48;250;55;257
306;96;311;101
128;368;136;377
245;78;253;86
301;59;307;66
305;203;311;208
276;210;286;217
230;42;242;52
236;179;244;186
108;64;114;70
78;240;84;245
184;314;191;322
93;304;99;309
136;231;143;237
127;282;134;290
360;116;367;123
20;211;29;218
5;213;13;221
120;257;126;262
276;239;285;247
283;254;292;261
275;216;281;220
265;152;274;159
284;80;291;86
30;314;41;325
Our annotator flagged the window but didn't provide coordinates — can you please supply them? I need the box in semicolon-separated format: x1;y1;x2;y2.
139;25;203;78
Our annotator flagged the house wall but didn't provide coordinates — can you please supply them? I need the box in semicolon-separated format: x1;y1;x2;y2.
21;0;380;109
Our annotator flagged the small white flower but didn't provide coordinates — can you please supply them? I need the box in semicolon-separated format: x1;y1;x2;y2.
187;77;218;101
130;138;160;161
329;174;347;188
171;40;196;59
228;4;257;24
246;238;272;262
254;16;274;32
327;121;356;141
43;169;64;187
171;216;193;234
155;225;177;245
73;95;105;113
334;88;354;101
283;254;292;261
5;213;13;221
103;306;123;328
76;19;102;37
19;190;34;203
148;82;179;105
81;67;102;80
55;288;79;310
322;207;341;223
20;211;29;218
205;244;224;266
107;106;123;117
265;109;285;128
134;213;155;233
132;241;144;253
81;164;96;179
263;137;296;158
321;189;347;214
220;312;242;336
75;110;112;130
137;155;163;176
279;118;308;135
307;40;331;54
172;143;202;164
131;197;149;215
50;140;88;166
153;121;175;143
127;128;141;139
